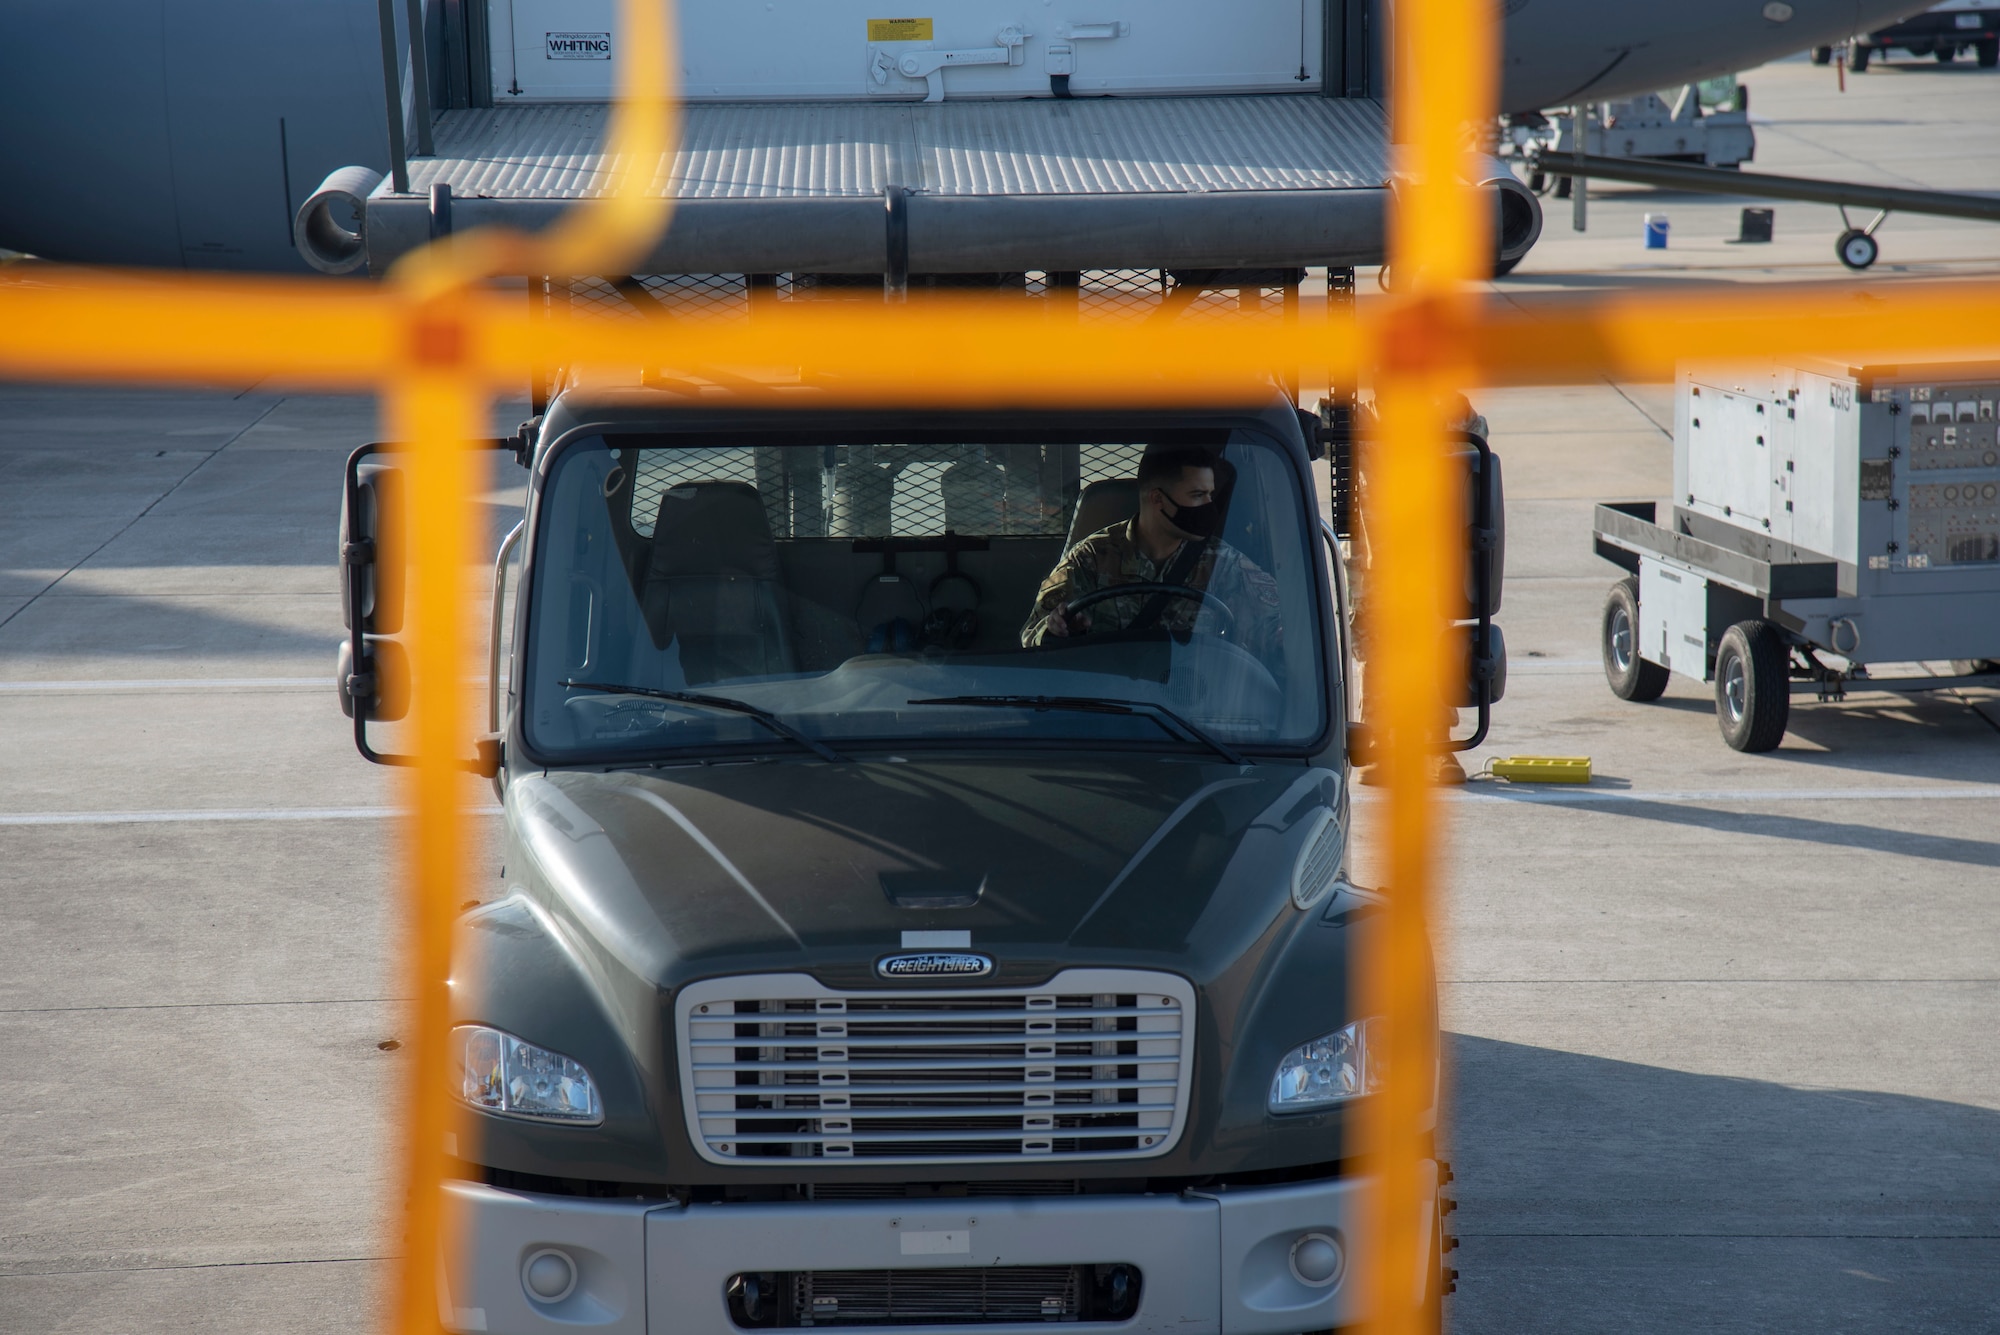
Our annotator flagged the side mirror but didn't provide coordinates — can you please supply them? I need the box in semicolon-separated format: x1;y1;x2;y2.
1449;432;1505;751
1449;621;1507;707
1345;722;1374;768
341;460;405;635
335;636;411;721
1450;432;1505;621
1296;407;1328;462
338;439;514;771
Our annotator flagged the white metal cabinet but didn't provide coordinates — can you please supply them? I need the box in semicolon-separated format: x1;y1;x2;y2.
490;0;1324;102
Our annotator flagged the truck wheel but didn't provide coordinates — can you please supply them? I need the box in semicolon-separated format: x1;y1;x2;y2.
1714;621;1790;752
1847;43;1871;71
1935;44;1957;62
1810;45;1833;64
1977;38;1998;66
1836;229;1879;270
1603;578;1670;702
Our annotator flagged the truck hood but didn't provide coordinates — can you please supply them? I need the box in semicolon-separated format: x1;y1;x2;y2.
510;756;1339;989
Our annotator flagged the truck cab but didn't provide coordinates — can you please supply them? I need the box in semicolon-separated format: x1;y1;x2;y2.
338;374;1473;1334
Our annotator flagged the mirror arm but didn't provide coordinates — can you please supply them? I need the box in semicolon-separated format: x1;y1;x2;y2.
472;735;503;782
1449;690;1492;753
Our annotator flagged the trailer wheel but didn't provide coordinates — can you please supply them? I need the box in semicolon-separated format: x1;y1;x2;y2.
1847;43;1871;71
1714;621;1790;752
1603;578;1669;702
1977;38;1998;66
1810;45;1833;64
1836;229;1879;270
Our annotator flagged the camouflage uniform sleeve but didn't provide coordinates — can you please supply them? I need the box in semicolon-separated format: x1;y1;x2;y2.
1212;547;1284;658
1020;541;1105;646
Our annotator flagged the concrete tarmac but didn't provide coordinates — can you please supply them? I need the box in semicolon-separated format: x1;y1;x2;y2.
3;53;1998;1335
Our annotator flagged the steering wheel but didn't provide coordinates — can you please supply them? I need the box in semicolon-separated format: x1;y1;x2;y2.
1065;581;1235;633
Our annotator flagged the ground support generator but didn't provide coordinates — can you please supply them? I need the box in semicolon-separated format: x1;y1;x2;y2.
1593;360;2000;751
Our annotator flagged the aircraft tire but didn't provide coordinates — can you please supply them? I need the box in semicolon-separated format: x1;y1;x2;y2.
1810;45;1832;64
1837;229;1879;270
1847;43;1871;71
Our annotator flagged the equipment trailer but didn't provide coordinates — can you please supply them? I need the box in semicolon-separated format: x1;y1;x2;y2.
1594;360;2000;752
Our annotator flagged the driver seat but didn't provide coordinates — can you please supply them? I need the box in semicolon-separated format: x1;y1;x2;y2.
1065;478;1138;550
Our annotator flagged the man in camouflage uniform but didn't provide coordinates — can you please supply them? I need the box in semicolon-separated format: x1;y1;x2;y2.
1021;446;1282;657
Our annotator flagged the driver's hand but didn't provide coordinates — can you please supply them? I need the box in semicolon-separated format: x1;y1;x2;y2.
1045;602;1090;638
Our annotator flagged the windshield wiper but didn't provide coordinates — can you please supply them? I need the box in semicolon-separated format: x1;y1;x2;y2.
560;680;845;763
907;694;1248;766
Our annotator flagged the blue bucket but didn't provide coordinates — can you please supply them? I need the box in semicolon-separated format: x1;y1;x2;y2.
1644;213;1670;249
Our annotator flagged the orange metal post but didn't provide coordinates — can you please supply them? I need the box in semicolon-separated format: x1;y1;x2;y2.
1359;0;1496;1326
387;343;488;1334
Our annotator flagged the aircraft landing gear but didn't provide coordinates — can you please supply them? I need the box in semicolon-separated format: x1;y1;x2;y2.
1837;228;1880;270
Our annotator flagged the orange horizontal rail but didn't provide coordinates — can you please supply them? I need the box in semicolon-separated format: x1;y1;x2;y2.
5;269;2000;396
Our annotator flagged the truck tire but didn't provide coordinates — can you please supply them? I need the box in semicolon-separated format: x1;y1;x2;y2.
1603;578;1670;702
1810;45;1833;64
1935;44;1956;62
1848;43;1871;71
1714;621;1790;752
1977;38;1998;66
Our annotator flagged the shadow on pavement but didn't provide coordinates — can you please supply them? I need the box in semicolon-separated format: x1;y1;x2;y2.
1513;794;2000;867
1445;1034;2000;1334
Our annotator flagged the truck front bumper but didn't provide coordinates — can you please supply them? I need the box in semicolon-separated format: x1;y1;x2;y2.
440;1165;1437;1335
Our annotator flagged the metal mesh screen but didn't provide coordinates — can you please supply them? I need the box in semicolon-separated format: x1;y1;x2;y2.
563;271;1302;324
624;443;1147;540
565;274;777;322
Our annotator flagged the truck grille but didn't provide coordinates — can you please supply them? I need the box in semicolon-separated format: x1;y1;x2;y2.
678;969;1195;1167
727;1265;1142;1327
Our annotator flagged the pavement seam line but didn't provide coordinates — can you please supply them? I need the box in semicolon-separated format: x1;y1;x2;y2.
0;1256;392;1279
1605;378;1675;439
0;998;407;1014
0;397;284;634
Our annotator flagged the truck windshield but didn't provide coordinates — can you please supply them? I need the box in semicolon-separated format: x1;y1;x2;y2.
520;429;1329;760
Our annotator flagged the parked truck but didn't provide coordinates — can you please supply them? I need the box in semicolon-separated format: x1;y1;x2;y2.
321;2;1518;1330
335;361;1507;1334
1815;0;2000;69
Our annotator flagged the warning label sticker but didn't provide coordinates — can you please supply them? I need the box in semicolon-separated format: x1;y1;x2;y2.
866;17;933;41
546;31;612;59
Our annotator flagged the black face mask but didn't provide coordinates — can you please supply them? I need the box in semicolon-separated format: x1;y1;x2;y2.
1161;494;1223;540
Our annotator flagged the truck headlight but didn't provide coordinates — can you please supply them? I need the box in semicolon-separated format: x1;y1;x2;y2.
451;1024;603;1125
1268;1019;1382;1112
